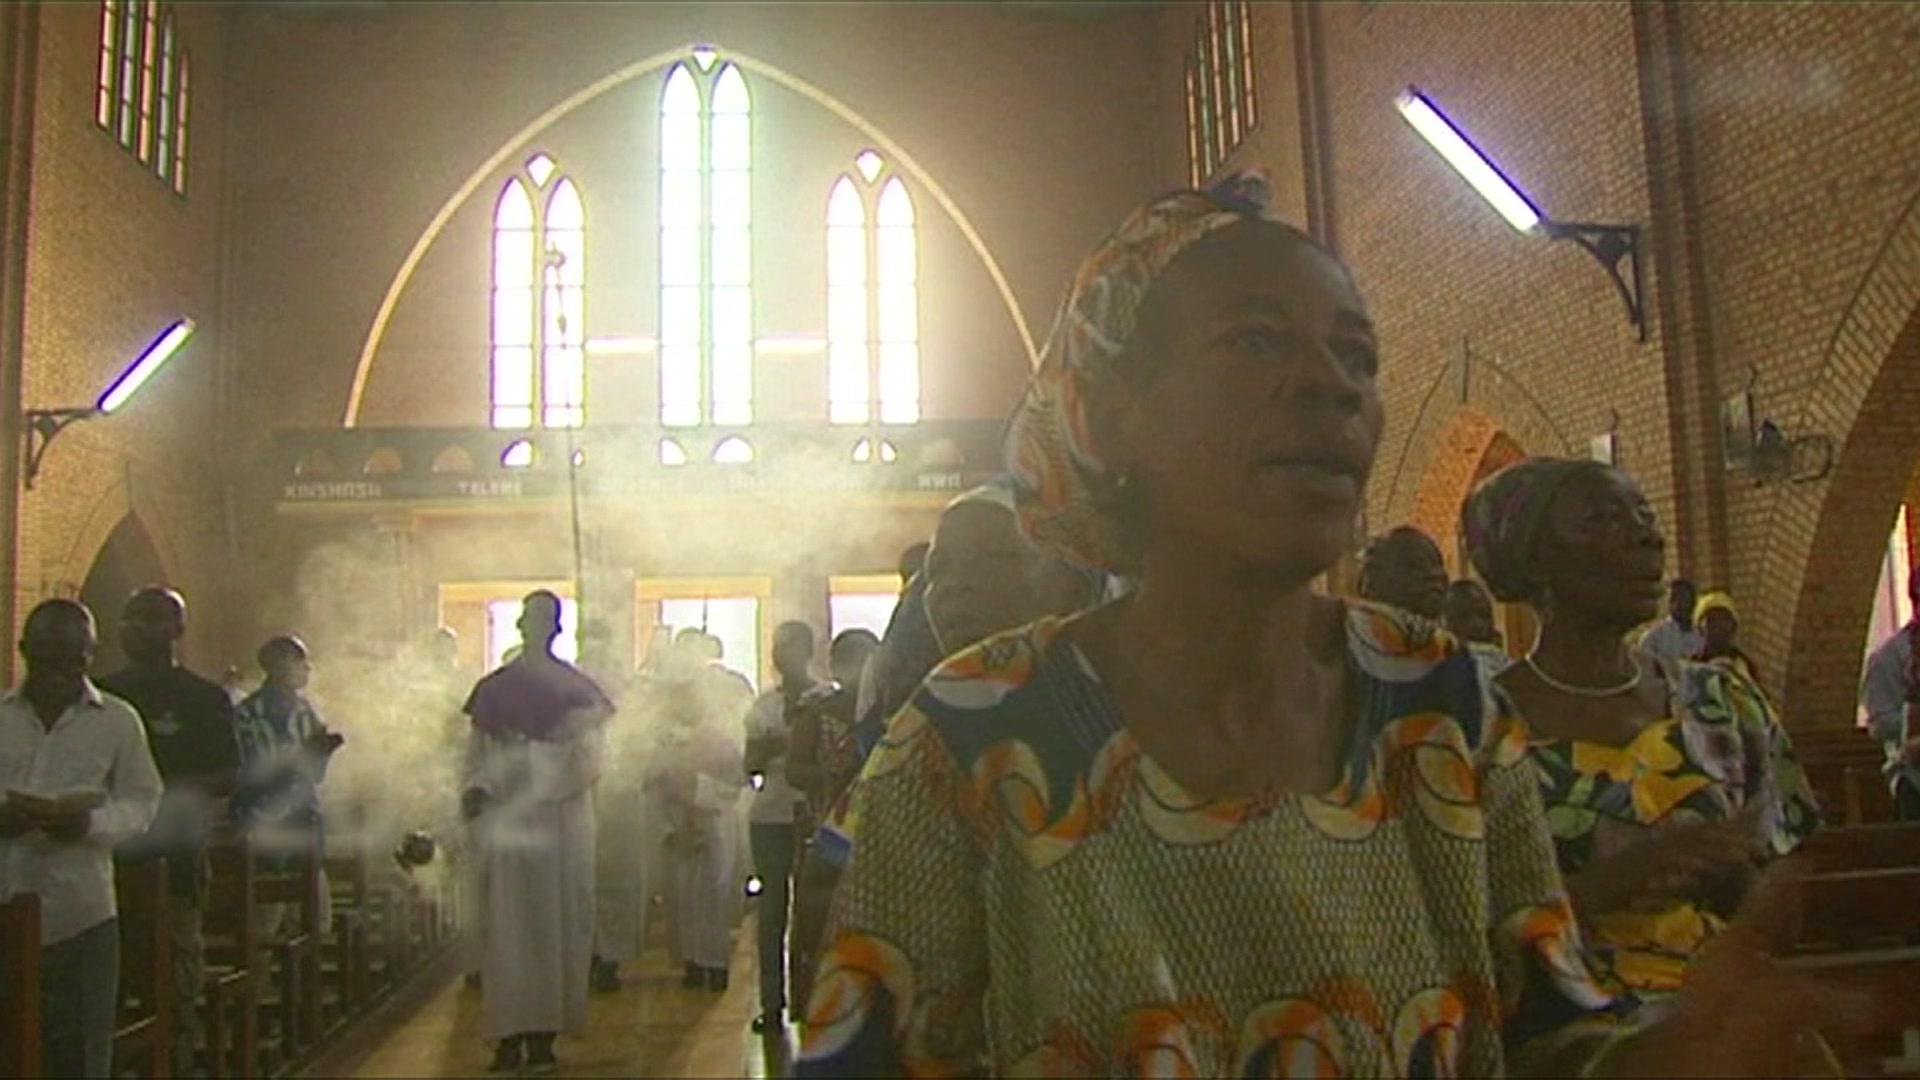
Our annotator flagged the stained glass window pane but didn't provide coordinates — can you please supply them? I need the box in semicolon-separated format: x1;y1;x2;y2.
711;171;751;226
116;0;139;145
879;343;921;425
661;115;702;171
171;52;189;193
495;180;534;228
828;177;864;226
547;178;583;229
712;226;750;287
877;226;916;285
660;286;700;345
712;115;750;171
97;0;117;128
663;64;699;113
877;285;917;344
829;344;870;425
137;0;156;161
493;290;533;346
876;178;913;226
659;343;701;428
828;227;866;286
711;63;748;113
828;284;866;343
154;17;174;180
711;342;753;426
661;228;700;287
492;233;532;291
711;287;751;345
661;170;701;229
527;153;557;188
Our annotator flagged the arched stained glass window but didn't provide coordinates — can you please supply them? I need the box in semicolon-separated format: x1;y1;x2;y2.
657;55;754;428
875;178;919;425
826;156;919;428
490;158;587;429
543;177;586;428
491;179;537;430
826;176;868;425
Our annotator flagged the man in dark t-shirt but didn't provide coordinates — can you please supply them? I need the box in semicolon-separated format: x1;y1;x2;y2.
99;586;240;1077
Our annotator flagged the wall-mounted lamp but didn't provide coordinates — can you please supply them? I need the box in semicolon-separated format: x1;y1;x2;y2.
23;318;195;490
1395;88;1646;342
1721;370;1832;485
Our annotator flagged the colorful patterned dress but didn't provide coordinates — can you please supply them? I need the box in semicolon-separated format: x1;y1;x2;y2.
1529;659;1820;998
797;603;1626;1077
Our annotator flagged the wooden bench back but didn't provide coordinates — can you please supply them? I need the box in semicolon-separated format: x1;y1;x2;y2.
1799;866;1920;952
0;893;42;1078
205;832;258;957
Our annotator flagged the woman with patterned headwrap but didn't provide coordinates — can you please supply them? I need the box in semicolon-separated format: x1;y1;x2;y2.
1462;458;1838;1065
797;181;1868;1078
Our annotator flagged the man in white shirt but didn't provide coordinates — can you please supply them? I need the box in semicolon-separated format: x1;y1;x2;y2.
0;599;163;1078
742;621;819;1033
1861;573;1920;819
1635;577;1705;662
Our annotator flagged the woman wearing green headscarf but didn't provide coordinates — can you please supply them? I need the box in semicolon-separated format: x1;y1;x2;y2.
797;181;1862;1078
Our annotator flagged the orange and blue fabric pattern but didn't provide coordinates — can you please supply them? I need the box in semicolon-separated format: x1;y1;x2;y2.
795;602;1630;1077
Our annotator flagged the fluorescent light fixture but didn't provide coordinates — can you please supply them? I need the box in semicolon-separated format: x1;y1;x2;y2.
1395;88;1543;234
97;318;194;414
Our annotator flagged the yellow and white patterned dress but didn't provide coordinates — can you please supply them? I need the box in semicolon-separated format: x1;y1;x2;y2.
797;602;1626;1077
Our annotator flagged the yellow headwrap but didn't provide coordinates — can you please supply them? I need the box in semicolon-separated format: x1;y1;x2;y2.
1693;591;1737;624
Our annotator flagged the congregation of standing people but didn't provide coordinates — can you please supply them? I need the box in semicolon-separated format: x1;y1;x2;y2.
7;175;1920;1079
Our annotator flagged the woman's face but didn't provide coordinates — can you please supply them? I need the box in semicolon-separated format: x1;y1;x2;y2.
1109;223;1383;581
1531;467;1667;629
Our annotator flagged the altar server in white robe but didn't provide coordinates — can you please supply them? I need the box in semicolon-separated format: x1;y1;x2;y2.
460;592;613;1077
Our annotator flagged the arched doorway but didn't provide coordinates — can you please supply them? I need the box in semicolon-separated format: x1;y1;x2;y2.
1773;293;1920;728
78;513;169;673
1405;409;1531;651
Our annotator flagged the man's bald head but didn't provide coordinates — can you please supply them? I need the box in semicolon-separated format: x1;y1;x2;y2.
21;599;96;701
121;586;186;666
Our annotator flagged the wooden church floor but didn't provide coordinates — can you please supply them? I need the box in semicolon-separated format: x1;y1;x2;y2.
321;921;788;1079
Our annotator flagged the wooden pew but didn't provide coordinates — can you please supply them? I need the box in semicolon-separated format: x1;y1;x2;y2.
321;842;369;1028
1790;863;1920;1075
1802;823;1920;873
1796;727;1895;826
0;893;42;1078
253;831;325;1061
112;858;174;1078
203;835;260;1079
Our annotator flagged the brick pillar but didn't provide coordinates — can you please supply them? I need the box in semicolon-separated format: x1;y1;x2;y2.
0;5;38;685
1632;0;1732;588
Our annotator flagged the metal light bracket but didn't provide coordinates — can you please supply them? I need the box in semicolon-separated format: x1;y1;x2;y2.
1544;221;1645;342
23;408;100;490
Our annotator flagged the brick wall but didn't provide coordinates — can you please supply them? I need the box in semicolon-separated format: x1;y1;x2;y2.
1679;2;1920;727
1145;2;1920;729
6;3;234;679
